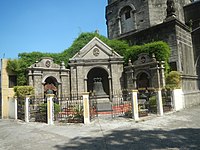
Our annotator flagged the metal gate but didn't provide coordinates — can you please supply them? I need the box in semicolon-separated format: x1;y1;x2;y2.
88;91;132;119
138;88;173;117
29;98;47;123
89;96;98;120
55;95;84;123
17;98;25;121
162;89;173;112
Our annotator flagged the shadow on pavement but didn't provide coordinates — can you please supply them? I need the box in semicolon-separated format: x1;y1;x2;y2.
54;128;200;150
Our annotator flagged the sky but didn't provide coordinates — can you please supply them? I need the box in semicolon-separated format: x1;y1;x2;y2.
0;0;108;59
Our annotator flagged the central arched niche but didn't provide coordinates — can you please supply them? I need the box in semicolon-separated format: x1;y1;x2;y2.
136;72;149;88
44;76;58;96
87;67;109;97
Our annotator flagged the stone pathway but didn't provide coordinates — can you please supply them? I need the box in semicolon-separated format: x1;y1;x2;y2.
0;105;200;150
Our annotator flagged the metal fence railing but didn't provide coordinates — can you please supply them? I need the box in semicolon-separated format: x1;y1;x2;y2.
55;95;83;123
17;98;25;121
29;98;47;123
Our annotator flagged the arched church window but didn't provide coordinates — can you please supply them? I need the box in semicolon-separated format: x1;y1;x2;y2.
119;5;136;34
125;10;131;20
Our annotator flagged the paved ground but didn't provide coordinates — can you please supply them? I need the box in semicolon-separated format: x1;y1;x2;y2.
0;106;200;150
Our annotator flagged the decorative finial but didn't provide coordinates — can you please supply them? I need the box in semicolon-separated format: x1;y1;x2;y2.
61;61;65;69
128;59;132;66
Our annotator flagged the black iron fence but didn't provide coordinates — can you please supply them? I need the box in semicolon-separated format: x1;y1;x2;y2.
89;96;98;120
137;88;173;117
55;94;83;123
17;98;25;121
29;97;47;123
15;89;173;124
88;90;132;118
112;91;132;118
162;89;173;112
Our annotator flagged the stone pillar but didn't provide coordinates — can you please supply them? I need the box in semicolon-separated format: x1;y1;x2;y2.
133;77;137;89
156;63;164;116
160;61;165;87
172;89;184;111
14;97;18;120
83;92;90;124
84;78;87;92
58;83;61;97
157;89;163;116
46;94;54;125
108;76;112;101
131;90;139;121
117;16;121;35
25;96;30;123
28;70;33;86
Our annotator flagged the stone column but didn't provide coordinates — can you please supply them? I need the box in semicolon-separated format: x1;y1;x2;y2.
84;78;87;92
46;94;54;125
131;90;139;121
28;70;33;86
172;89;184;111
117;16;121;34
108;76;112;101
157;89;163;116
58;83;61;98
83;92;90;124
14;97;18;120
156;63;163;116
160;61;165;87
25;95;30;123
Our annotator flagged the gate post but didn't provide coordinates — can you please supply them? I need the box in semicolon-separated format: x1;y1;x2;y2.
25;95;30;123
14;96;18;120
131;90;139;121
46;94;54;125
83;92;90;124
157;89;163;116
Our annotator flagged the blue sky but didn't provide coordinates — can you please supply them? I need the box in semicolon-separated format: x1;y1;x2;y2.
0;0;107;59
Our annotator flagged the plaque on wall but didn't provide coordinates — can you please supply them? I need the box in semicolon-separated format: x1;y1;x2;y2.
45;60;51;67
93;48;100;57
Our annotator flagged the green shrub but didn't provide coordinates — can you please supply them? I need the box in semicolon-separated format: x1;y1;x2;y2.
14;86;34;99
165;71;181;89
149;95;157;106
39;103;61;116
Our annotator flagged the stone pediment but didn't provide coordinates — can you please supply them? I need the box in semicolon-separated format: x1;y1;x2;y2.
70;37;123;61
29;57;61;69
132;53;156;66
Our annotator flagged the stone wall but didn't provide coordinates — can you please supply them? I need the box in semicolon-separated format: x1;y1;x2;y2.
192;29;200;78
183;91;200;108
119;19;194;74
106;0;150;39
106;0;191;39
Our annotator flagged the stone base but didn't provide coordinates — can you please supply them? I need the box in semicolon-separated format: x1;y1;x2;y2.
96;98;112;112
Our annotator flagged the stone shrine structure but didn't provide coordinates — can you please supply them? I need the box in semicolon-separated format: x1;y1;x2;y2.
125;53;165;90
27;57;70;98
69;37;124;101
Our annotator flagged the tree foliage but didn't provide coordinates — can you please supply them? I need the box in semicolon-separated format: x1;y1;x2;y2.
7;32;171;85
14;86;34;99
165;71;181;89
